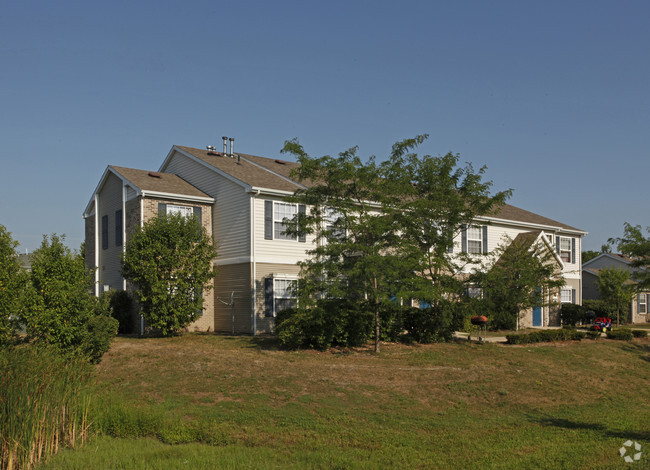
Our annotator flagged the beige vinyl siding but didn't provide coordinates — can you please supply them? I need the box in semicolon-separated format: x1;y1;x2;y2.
97;172;124;291
213;263;252;333
254;262;302;334
164;151;250;260
254;197;314;263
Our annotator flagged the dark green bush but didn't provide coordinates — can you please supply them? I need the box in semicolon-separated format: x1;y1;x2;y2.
506;329;584;345
403;301;457;343
275;300;373;350
560;303;587;326
582;299;616;318
632;329;648;338
107;290;135;334
586;330;602;340
607;329;633;341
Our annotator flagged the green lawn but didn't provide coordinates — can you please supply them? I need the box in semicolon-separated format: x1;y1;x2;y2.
39;334;650;469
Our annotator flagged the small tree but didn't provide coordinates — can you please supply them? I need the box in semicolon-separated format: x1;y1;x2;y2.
0;225;26;345
22;234;117;362
122;212;217;336
474;235;564;330
596;267;635;326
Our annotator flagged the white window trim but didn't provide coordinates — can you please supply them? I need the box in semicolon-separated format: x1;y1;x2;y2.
559;237;572;263
560;288;573;303
271;275;298;317
273;202;298;241
467;226;483;254
639;293;647;314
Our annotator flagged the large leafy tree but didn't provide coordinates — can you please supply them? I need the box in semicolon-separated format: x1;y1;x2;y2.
610;223;650;290
596;267;635;326
282;140;412;352
122;212;218;336
473;235;564;330
281;135;510;351
0;225;26;345
380;137;512;305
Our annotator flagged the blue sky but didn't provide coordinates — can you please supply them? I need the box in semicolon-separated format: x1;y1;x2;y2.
1;0;648;253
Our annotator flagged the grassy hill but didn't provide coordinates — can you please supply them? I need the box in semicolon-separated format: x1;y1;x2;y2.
40;334;649;469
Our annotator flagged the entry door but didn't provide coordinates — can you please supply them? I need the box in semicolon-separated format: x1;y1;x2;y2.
533;306;542;327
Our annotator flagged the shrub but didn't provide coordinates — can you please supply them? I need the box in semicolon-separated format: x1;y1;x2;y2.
586;330;603;340
506;329;584;344
275;300;373;350
632;329;648;338
80;315;119;364
606;328;633;341
0;225;26;346
107;290;135;334
403;301;456;344
560;303;587;326
582;299;616;318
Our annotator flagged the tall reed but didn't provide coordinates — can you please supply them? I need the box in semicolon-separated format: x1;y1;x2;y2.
0;346;92;470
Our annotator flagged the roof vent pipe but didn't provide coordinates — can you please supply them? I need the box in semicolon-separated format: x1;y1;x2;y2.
222;136;228;156
229;137;235;158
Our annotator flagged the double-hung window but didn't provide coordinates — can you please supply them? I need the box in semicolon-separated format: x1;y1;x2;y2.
558;237;572;263
561;288;575;303
467;226;483;254
325;207;345;240
264;201;306;242
265;277;298;317
639;293;647;314
274;202;297;240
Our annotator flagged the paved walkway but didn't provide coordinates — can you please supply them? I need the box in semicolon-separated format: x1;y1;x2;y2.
454;326;563;343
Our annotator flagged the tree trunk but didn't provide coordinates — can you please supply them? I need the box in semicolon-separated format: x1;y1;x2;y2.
374;277;380;353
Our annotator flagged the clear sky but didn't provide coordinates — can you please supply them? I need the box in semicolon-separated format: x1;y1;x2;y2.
1;0;648;253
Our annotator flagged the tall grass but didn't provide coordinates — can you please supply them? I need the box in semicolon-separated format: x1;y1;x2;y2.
0;346;92;470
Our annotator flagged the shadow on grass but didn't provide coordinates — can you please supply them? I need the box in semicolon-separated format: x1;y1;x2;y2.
620;341;650;362
529;416;650;442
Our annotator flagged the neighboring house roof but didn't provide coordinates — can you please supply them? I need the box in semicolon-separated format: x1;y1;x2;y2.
582;252;646;270
486;204;584;234
583;267;636;285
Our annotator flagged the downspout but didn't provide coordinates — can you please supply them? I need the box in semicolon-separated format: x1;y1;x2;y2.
122;184;127;291
94;194;100;297
140;196;144;336
251;189;260;335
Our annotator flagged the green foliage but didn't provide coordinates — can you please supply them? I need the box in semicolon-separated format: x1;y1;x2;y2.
402;301;464;343
0;345;92;469
581;250;601;263
506;329;585;344
282;136;509;351
275;300;373;350
606;328;633;341
80;314;119;364
105;290;135;334
0;225;26;346
585;330;603;340
559;303;587;326
582;299;616;318
632;329;647;338
596;267;635;325
121;213;218;336
22;235;95;347
475;235;564;330
609;222;650;290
